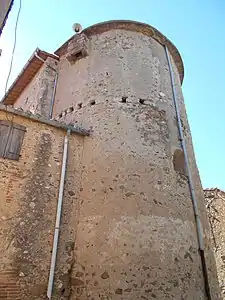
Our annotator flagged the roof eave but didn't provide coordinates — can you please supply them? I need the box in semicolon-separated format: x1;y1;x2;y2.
1;48;59;105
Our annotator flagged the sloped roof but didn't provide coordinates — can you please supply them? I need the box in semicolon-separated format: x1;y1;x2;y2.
1;48;58;105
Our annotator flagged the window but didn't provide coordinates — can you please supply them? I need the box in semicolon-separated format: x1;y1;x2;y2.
66;34;88;64
66;50;87;64
0;120;26;160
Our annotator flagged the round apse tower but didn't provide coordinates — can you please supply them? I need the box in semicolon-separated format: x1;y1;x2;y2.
53;21;220;299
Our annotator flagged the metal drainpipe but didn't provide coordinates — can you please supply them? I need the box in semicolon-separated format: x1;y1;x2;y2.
47;129;71;299
34;51;58;120
164;46;212;300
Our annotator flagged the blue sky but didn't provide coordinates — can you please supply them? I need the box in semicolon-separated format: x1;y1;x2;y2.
0;0;224;190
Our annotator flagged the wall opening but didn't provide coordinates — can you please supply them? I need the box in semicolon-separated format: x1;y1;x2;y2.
77;103;82;109
74;51;83;60
61;288;65;295
90;100;96;106
139;98;145;105
121;97;127;103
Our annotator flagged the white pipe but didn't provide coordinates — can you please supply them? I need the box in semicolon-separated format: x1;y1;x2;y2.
47;129;71;299
34;51;46;64
164;46;204;249
164;46;211;299
35;51;57;71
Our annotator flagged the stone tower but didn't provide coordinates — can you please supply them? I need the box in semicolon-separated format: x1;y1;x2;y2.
1;20;221;299
51;21;220;299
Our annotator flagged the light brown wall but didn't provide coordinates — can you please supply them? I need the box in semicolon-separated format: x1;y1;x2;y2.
205;189;225;299
52;29;220;299
2;27;220;299
170;52;221;296
0;110;84;299
14;57;58;118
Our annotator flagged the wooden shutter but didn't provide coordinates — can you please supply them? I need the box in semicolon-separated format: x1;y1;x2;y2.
0;120;26;160
5;123;26;160
0;120;11;157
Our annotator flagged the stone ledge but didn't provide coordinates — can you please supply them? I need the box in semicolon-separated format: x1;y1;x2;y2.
0;104;90;136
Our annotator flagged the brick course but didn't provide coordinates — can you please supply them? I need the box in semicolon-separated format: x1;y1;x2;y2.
0;270;20;299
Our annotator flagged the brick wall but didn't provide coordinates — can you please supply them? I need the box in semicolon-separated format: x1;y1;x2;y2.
0;270;20;300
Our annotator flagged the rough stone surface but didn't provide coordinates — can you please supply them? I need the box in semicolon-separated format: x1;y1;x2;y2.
0;110;84;299
205;188;225;299
52;29;220;299
14;57;58;118
66;33;89;64
2;24;221;299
